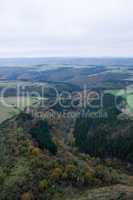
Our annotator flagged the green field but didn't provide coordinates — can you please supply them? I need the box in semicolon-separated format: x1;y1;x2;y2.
0;96;37;123
0;80;45;89
0;81;31;88
0;81;49;123
105;88;133;115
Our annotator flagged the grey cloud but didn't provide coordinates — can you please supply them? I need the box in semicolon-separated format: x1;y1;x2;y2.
0;0;133;57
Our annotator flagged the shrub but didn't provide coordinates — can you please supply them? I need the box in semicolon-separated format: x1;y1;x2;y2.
39;179;49;190
16;112;33;122
51;168;63;181
81;167;96;185
95;164;118;184
21;192;32;200
30;147;41;157
95;164;105;179
64;164;79;182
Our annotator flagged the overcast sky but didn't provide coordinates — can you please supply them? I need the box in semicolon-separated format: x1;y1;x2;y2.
0;0;133;57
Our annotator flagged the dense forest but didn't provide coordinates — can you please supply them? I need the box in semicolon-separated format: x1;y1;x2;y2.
0;112;123;200
74;94;133;162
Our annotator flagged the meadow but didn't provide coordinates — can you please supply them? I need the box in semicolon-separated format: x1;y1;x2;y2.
0;96;38;123
105;88;133;115
0;81;39;122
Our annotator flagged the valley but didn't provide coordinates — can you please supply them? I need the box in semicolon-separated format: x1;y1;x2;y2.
0;58;133;200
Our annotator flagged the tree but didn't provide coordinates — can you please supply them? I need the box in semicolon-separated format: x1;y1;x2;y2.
30;120;57;154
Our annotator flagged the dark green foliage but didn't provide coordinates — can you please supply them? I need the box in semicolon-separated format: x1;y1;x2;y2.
74;118;133;162
74;94;133;162
73;117;91;153
30;120;57;154
16;112;33;121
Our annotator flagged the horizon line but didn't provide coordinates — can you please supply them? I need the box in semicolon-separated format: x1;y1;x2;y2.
0;56;133;59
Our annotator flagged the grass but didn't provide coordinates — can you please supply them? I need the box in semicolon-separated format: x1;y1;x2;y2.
105;88;133;115
0;96;37;123
0;80;39;88
0;81;18;88
0;81;47;123
68;185;133;200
